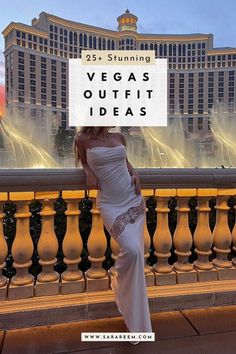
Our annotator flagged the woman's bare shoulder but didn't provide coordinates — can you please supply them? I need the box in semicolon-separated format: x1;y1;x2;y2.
114;132;126;146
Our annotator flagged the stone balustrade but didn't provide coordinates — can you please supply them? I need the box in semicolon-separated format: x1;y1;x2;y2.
0;168;236;303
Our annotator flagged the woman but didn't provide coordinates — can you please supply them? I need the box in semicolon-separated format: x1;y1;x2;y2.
74;126;153;344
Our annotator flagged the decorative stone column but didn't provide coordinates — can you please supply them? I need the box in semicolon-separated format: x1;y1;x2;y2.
212;190;236;280
61;190;85;294
8;192;34;300
142;189;155;286
85;190;109;292
173;189;197;283
109;232;121;278
35;192;60;296
153;189;176;285
193;189;218;281
0;193;9;299
232;197;236;267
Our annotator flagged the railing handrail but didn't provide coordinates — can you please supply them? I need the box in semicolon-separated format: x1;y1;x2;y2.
1;167;236;192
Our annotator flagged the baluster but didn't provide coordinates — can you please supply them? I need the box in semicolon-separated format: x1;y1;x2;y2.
0;193;9;299
61;190;85;294
193;189;218;281
153;189;176;285
232;197;236;267
85;190;109;292
212;191;236;280
8;192;34;300
109;232;121;282
35;192;60;296
173;189;197;283
142;190;155;286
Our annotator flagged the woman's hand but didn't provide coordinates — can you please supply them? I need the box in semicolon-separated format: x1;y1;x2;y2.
85;171;101;190
131;173;141;195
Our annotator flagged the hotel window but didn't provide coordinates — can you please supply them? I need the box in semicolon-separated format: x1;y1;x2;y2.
188;117;193;132
160;44;163;56
164;44;167;56
69;31;73;45
30;109;36;119
79;33;83;46
103;38;106;49
74;32;77;46
18;57;24;64
18;96;24;103
98;37;102;49
84;34;87;47
61;112;67;128
197;117;203;130
154;43;158;56
173;44;176;56
178;44;181;56
207;117;211;130
93;36;97;49
88;35;92;48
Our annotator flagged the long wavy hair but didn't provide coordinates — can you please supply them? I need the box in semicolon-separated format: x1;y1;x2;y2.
73;127;107;167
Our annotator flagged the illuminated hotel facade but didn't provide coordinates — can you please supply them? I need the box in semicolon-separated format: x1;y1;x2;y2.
2;9;236;139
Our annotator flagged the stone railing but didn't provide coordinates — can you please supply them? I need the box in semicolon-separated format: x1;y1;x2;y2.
1;168;236;303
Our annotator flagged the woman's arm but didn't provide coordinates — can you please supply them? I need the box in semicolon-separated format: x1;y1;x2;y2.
115;132;141;194
75;135;101;190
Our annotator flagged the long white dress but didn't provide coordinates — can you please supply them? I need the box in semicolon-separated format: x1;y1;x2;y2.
86;144;153;333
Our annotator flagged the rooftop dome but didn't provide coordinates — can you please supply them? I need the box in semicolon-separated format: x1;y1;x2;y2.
117;9;138;32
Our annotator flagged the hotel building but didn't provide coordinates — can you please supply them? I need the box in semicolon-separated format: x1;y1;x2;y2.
2;9;236;142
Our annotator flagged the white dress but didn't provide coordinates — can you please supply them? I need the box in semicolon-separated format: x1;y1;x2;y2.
86;144;153;333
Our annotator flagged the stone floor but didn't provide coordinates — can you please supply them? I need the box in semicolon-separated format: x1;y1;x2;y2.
1;304;236;353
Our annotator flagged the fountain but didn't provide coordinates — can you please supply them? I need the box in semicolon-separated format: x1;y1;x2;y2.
0;102;236;169
0;108;60;168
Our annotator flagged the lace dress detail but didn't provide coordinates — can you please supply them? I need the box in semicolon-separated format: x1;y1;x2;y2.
109;198;146;238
